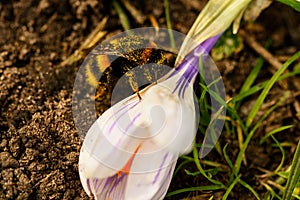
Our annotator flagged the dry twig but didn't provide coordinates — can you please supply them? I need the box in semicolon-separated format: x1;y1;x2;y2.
238;29;283;72
61;17;108;66
120;0;147;24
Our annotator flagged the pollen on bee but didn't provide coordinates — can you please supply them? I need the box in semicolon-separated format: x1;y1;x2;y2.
86;64;99;88
96;54;110;72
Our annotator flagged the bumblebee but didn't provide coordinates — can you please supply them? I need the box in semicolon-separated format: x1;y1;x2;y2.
82;34;176;114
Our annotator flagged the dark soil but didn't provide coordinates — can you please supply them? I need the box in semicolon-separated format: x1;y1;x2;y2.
0;1;300;200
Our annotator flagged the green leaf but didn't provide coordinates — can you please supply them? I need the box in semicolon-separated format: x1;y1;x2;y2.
260;125;293;144
276;0;300;12
246;51;300;128
282;140;300;199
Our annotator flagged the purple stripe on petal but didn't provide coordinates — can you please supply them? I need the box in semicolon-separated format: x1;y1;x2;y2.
93;178;102;194
108;173;126;194
171;34;221;98
103;176;115;191
176;53;199;74
152;160;177;200
106;174;128;200
174;34;221;75
89;174;128;199
107;100;137;121
106;101;135;132
86;178;92;195
108;101;140;134
87;177;103;197
125;113;142;132
173;60;197;98
177;63;198;98
200;34;222;54
115;112;142;146
152;153;169;184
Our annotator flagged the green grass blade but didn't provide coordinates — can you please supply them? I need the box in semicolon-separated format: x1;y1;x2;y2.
262;182;282;200
222;175;241;200
237;39;271;99
226;106;248;133
239;57;264;95
276;0;300;12
193;143;226;187
173;159;193;177
271;135;286;174
238;179;261;200
232;85;290;179
164;0;176;50
184;169;202;176
260;125;293;145
282;139;300;200
232;69;300;102
222;143;234;170
246;51;300;128
112;0;131;30
166;185;224;197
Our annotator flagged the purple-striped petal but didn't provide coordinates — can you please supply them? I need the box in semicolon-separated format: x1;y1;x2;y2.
125;153;177;199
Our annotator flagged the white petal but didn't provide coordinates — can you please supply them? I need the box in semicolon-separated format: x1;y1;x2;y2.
125;150;177;200
139;81;197;155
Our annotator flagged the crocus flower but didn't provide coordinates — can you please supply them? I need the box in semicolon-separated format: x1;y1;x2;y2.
78;0;252;199
78;35;219;199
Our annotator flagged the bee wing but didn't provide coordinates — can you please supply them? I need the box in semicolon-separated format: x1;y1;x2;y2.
91;44;126;58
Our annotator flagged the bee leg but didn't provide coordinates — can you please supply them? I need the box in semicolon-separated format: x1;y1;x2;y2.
127;71;141;100
136;89;142;101
92;85;105;100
